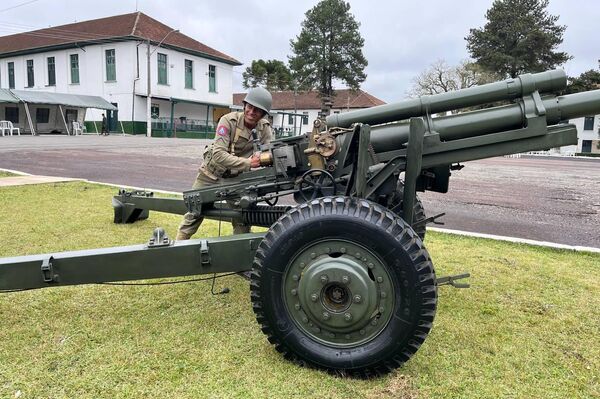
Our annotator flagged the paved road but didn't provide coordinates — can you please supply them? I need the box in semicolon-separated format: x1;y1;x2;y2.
1;134;598;248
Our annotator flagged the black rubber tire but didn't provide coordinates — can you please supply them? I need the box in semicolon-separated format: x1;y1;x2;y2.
250;196;437;376
383;181;427;241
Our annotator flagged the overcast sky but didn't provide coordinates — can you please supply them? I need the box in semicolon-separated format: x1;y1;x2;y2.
1;0;598;103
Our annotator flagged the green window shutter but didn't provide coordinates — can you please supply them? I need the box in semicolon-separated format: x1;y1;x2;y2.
105;49;116;81
185;59;193;88
47;57;56;86
208;65;216;92
8;62;15;89
158;53;168;85
70;54;79;84
26;59;34;87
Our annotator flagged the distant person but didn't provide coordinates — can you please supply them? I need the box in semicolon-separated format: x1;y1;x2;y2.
176;87;273;240
101;113;108;136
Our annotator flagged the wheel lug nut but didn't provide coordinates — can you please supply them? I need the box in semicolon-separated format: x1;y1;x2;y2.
325;247;331;253
310;293;318;302
292;274;299;281
320;275;329;284
371;319;378;326
368;262;374;269
354;252;361;259
380;292;387;299
344;313;352;321
322;312;330;320
360;329;366;335
294;303;301;310
377;276;383;283
299;262;305;268
342;275;350;285
302;317;308;323
310;252;317;259
340;247;346;253
353;294;362;303
291;289;297;296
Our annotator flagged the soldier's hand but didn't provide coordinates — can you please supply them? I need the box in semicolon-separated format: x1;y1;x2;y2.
250;152;261;168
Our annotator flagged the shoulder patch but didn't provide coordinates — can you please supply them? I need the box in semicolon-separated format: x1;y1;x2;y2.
216;125;229;137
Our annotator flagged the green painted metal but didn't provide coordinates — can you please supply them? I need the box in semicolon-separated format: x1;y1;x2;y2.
2;69;600;375
0;232;264;291
368;89;600;154
283;239;394;347
325;69;566;128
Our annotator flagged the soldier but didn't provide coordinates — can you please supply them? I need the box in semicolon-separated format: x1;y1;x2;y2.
176;87;273;240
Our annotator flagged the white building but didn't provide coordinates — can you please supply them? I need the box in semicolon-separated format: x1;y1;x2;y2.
0;12;241;135
566;115;600;155
234;89;386;136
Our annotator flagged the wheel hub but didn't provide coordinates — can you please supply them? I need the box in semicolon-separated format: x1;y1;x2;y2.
283;240;395;347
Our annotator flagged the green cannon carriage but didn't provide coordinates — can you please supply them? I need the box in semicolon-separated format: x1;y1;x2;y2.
1;69;597;376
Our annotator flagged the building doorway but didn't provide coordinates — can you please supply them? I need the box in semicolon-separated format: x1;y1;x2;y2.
107;102;118;132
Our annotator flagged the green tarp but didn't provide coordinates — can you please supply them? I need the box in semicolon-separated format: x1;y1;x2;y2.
11;90;117;110
0;89;19;103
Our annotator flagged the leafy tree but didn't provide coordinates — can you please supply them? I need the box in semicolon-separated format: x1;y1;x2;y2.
289;0;367;113
565;68;600;94
408;60;500;97
466;0;571;78
242;59;293;91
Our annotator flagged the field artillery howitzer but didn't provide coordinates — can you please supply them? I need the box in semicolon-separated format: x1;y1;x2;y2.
2;69;598;376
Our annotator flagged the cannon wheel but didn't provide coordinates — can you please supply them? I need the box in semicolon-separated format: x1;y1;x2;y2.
250;196;437;376
384;181;427;240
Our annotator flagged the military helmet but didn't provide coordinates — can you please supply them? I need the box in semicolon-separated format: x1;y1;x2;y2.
243;87;272;114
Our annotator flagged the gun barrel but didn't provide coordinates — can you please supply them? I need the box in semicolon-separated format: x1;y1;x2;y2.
326;69;567;128
369;89;600;153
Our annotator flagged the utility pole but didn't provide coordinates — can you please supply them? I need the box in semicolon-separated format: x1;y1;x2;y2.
146;29;179;138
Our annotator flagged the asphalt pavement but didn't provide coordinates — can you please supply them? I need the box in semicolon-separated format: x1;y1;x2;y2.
0;134;598;248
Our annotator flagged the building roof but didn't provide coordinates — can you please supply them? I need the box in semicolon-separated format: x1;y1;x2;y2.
0;88;117;110
0;12;241;65
233;89;386;110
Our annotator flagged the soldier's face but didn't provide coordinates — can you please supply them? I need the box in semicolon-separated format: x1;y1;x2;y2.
244;103;265;127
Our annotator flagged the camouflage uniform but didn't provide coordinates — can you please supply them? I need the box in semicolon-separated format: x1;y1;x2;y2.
176;111;272;240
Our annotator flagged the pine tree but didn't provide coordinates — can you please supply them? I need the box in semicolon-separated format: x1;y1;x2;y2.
466;0;571;78
289;0;367;114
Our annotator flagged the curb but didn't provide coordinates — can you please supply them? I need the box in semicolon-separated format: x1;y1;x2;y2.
429;227;599;254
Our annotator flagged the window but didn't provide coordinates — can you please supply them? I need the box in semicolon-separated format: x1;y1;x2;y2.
184;59;193;89
208;64;216;92
36;108;50;123
151;103;159;118
302;112;309;125
47;57;55;86
26;59;34;87
5;107;19;123
8;62;15;89
157;53;168;85
70;54;79;84
582;140;592;153
288;114;294;124
584;116;594;131
105;49;116;81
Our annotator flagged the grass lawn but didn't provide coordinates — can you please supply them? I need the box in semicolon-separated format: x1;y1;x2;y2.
0;171;16;178
0;181;598;398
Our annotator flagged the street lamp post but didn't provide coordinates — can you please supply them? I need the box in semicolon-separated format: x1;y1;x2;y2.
146;29;179;137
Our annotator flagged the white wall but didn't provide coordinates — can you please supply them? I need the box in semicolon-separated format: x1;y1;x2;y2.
566;115;600;153
0;39;235;124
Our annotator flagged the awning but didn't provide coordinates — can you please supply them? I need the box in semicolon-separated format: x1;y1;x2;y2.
0;89;20;103
11;90;117;110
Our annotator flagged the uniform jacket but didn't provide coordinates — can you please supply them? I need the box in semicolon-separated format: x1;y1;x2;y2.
201;111;272;180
